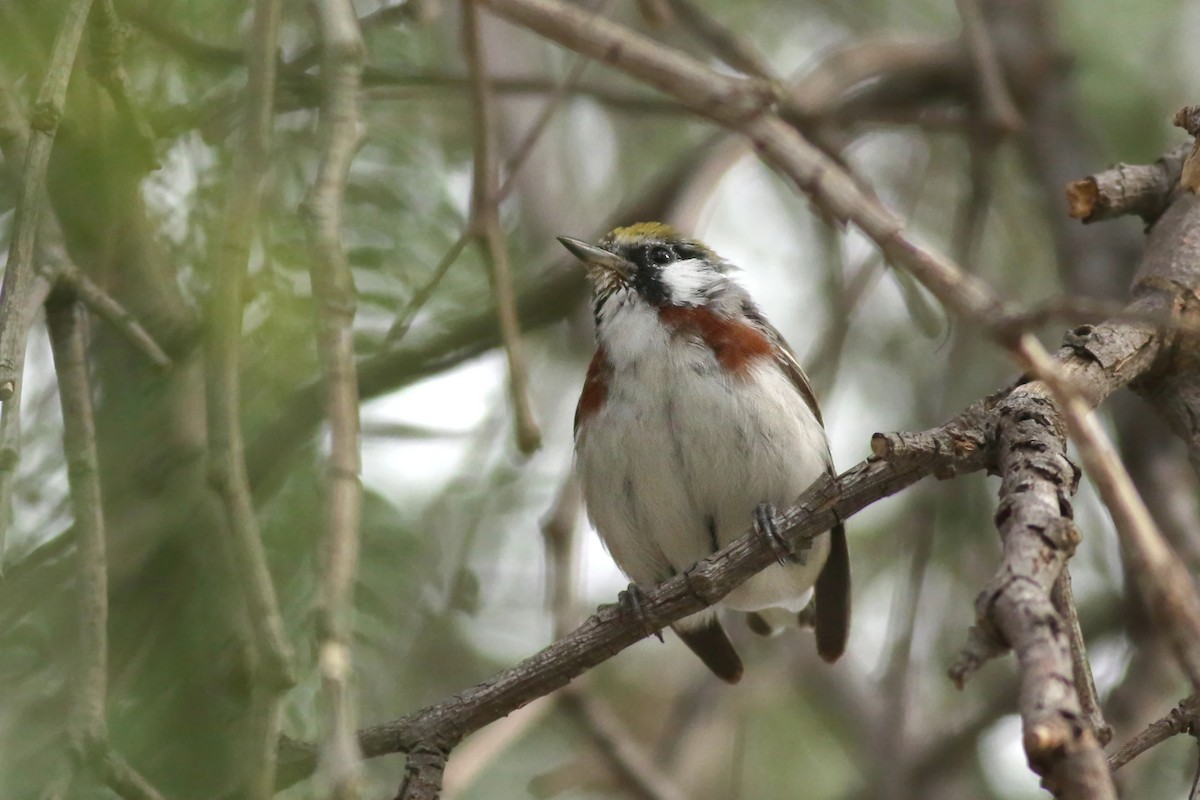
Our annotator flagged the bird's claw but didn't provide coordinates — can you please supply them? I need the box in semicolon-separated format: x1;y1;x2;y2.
753;502;808;566
619;584;664;642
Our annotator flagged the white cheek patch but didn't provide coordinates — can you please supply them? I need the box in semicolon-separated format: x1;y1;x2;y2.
661;258;713;306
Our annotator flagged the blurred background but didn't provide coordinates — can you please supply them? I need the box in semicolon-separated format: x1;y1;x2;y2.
1;0;1199;797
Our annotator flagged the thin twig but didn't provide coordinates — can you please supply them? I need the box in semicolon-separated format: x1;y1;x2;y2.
664;0;775;80
440;695;554;796
462;0;541;453
0;81;172;370
1108;695;1200;772
50;266;172;368
1052;569;1111;745
102;750;167;800
955;0;1021;133
477;0;1008;328
204;0;295;796
386;8;603;347
560;689;690;800
88;0;157;166
0;0;96;400
0;364;23;572
48;296;107;773
385;230;472;344
540;471;581;640
305;0;367;796
288;0;424;73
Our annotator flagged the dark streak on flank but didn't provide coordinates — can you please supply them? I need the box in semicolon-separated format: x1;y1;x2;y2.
706;513;719;553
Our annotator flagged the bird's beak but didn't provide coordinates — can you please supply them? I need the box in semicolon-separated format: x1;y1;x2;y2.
557;236;633;282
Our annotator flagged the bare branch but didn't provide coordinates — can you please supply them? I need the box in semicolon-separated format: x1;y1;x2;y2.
1109;695;1200;772
48;297;108;761
540;472;581;639
0;370;25;571
664;0;775;80
463;0;542;453
950;373;1114;799
1020;336;1200;693
1052;570;1111;745
0;0;96;400
102;751;167;800
476;0;1010;330
440;696;554;795
88;0;157;165
304;0;368;795
48;297;166;800
0;82;171;371
955;0;1021;133
278;402;997;788
204;0;295;795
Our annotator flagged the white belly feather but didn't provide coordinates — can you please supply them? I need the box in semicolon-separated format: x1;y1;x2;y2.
576;301;832;616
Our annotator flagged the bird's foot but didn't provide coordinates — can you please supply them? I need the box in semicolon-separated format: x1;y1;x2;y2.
753;502;808;566
618;583;664;642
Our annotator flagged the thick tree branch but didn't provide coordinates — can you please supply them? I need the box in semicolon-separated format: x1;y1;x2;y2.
955;376;1113;799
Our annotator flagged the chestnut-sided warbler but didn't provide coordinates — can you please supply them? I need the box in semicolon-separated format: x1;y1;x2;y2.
559;222;850;683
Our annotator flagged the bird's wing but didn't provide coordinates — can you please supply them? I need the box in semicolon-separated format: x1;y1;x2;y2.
742;301;851;661
740;302;824;427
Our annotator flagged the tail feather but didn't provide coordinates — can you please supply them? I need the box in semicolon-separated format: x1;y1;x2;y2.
673;617;744;683
814;523;851;662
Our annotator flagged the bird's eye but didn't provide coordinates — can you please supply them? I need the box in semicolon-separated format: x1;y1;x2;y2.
648;246;674;266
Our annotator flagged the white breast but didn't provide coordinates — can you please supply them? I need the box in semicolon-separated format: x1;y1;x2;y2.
576;298;832;615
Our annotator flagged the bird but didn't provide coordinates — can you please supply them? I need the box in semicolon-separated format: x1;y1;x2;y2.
558;222;850;683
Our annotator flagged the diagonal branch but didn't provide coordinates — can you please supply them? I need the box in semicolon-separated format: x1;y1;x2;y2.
277;396;999;788
1109;694;1200;772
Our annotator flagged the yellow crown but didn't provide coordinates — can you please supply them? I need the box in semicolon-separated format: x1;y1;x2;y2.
603;221;681;246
